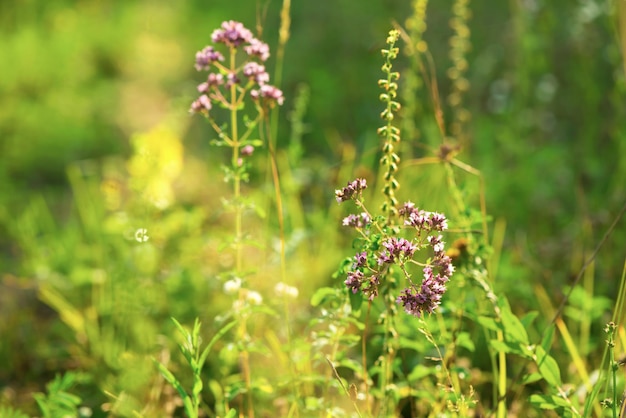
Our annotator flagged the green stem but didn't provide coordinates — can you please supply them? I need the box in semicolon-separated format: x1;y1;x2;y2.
227;45;253;418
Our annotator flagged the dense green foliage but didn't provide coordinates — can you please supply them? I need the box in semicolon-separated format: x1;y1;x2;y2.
1;1;625;417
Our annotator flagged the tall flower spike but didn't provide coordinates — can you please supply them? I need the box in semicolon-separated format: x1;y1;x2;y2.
377;30;402;221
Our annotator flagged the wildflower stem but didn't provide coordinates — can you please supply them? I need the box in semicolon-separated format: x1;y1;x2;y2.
261;109;301;410
362;301;372;414
227;43;253;418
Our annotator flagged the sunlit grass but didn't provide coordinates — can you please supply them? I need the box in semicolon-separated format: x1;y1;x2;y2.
1;1;626;417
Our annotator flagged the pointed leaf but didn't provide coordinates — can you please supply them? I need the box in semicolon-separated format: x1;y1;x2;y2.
154;360;190;405
499;298;529;345
535;345;562;387
310;287;338;307
541;324;556;352
199;320;238;369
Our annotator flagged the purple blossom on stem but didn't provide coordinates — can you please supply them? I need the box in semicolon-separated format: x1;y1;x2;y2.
396;265;450;317
342;212;371;228
244;38;270;61
243;62;270;85
399;202;448;232
427;235;445;255
434;254;455;277
377;237;417;265
363;275;380;300
352;251;368;269
345;270;364;294
395;232;455;317
198;73;224;93
195;46;224;71
240;145;255;156
251;84;284;106
211;20;253;47
335;178;368;203
190;94;212;114
225;72;240;88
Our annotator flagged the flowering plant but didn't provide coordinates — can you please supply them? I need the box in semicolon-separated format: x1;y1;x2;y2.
336;180;454;317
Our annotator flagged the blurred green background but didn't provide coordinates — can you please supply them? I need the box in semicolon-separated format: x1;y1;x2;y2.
1;0;625;415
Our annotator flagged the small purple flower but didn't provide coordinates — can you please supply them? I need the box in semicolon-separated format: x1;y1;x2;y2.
195;46;224;71
430;212;448;231
211;20;253;47
427;235;445;255
190;94;212;114
434;254;455;277
396;288;427;317
400;202;448;232
363;275;380;300
243;62;270;85
377;237;417;265
335;178;367;203
225;71;240;88
244;38;270;61
240;145;255;156
198;73;225;93
394;229;455;317
398;201;416;216
251;84;284;106
345;270;364;294
352;251;368;269
342;212;371;228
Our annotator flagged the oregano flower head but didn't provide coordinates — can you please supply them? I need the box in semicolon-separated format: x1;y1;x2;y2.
336;179;455;317
190;21;283;116
335;178;368;203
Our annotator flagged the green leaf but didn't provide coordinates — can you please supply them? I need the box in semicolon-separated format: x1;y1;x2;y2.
541;324;556;352
344;315;365;331
192;377;203;397
520;372;543;385
407;364;436;382
456;332;476;352
310;287;338;306
198;320;238;369
171;317;191;346
223;409;238;418
477;315;501;333
535;345;562;387
489;339;528;356
154;360;190;405
520;311;539;329
499;298;529;345
349;289;363;312
248;139;264;147
582;372;605;417
0;406;29;418
529;393;572;409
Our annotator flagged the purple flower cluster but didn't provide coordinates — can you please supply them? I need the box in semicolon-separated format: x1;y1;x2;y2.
396;234;455;317
399;202;448;232
335;178;368;203
345;270;365;294
195;46;224;71
344;270;380;301
337;192;455;317
244;38;270;61
250;84;284;106
211;20;254;48
190;21;283;115
342;212;371;228
344;251;379;299
377;237;417;265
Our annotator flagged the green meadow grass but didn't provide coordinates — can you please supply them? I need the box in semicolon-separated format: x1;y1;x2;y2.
1;1;625;417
